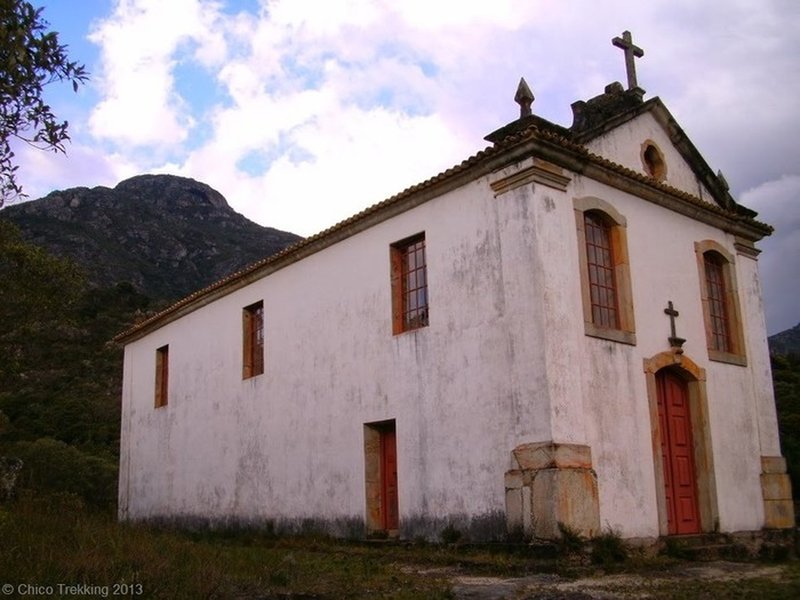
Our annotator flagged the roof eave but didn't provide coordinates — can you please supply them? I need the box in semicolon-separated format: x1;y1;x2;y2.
114;126;771;345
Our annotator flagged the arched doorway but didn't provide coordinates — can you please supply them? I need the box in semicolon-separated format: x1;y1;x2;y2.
644;351;719;536
656;368;700;534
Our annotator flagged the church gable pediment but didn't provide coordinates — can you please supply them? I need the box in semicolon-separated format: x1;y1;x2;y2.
486;30;751;217
579;102;716;206
573;92;738;213
484;78;748;217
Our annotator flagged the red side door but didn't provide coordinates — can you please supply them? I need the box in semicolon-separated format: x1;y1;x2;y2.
657;370;701;535
380;428;399;531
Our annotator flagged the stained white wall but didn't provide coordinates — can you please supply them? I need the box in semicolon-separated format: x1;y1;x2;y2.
119;114;778;540
585;111;714;202
119;174;561;537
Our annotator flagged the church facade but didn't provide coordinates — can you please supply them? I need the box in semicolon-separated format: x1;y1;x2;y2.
116;40;793;542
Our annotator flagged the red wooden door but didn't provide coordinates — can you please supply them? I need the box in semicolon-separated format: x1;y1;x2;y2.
380;428;399;530
657;370;700;534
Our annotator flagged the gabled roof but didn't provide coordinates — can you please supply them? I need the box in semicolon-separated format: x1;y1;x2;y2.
115;87;772;345
488;81;755;218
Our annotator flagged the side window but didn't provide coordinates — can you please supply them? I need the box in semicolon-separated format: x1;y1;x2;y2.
695;241;746;365
584;211;619;329
390;233;429;334
243;301;265;378
155;345;169;408
704;253;730;351
574;197;636;345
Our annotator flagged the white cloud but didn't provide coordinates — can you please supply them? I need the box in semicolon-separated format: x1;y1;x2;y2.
179;99;466;235
12;0;798;328
10;140;138;199
87;0;225;146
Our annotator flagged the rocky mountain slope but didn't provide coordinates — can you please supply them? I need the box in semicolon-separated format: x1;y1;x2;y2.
0;174;301;301
769;323;800;356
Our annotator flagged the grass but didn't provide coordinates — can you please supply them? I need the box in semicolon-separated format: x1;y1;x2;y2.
0;497;528;599
0;497;798;599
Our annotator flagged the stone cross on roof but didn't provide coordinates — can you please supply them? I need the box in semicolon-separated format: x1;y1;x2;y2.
612;30;644;91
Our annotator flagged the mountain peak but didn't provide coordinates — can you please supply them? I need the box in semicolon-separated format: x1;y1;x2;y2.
769;323;800;355
114;174;230;211
1;174;301;302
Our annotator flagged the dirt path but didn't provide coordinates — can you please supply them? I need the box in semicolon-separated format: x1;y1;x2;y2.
450;561;787;599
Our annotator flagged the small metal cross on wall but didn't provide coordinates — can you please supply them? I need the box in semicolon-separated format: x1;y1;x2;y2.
664;300;686;351
612;30;644;91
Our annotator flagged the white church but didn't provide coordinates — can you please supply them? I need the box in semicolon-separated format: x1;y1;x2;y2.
116;32;794;542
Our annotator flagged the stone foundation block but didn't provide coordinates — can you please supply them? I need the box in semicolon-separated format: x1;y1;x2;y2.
506;441;600;540
761;456;787;474
761;473;792;501
763;500;795;529
505;486;523;533
530;467;600;539
760;455;795;529
512;441;593;471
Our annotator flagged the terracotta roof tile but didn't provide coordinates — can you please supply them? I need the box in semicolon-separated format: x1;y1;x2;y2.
114;124;771;343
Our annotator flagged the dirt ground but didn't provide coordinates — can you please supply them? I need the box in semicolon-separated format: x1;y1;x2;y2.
448;561;790;599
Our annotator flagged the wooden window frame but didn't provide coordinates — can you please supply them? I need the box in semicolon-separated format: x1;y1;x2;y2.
574;197;636;345
390;233;429;335
704;254;730;352
242;300;265;379
154;345;169;408
584;212;619;329
694;241;746;366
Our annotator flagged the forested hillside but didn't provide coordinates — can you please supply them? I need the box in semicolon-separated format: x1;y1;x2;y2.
770;323;800;356
772;352;800;501
0;220;148;507
0;176;300;510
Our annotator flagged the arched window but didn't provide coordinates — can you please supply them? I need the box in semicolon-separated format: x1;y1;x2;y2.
695;241;746;365
703;252;730;352
584;211;619;329
574;198;636;345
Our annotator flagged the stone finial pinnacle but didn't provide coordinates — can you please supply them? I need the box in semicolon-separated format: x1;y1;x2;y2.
717;170;730;191
514;77;534;118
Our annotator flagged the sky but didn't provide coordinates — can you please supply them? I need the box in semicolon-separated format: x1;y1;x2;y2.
6;0;800;334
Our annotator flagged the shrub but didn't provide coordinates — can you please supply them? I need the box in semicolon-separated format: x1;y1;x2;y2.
590;528;629;565
5;438;117;510
556;521;585;556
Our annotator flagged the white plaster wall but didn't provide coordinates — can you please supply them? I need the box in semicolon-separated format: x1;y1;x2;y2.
585;112;714;202
120;174;559;536
737;253;782;457
560;170;771;536
120;120;777;539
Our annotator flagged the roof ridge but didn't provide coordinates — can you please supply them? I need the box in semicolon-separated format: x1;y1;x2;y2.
114;123;771;343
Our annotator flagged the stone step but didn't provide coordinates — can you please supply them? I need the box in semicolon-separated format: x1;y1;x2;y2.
662;534;755;561
681;544;747;562
664;533;731;548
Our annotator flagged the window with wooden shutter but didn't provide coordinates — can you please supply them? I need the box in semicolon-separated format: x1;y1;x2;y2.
574;197;636;345
390;233;428;334
243;301;264;378
584;211;619;329
704;253;730;352
155;345;169;408
695;242;746;365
